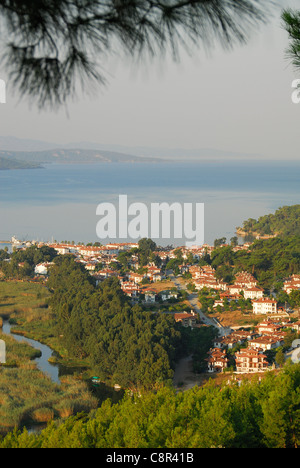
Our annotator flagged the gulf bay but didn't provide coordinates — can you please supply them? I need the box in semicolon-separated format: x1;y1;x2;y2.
0;159;299;246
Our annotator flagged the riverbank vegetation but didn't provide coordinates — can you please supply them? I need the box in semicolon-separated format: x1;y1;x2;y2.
0;281;97;434
0;280;59;349
0;331;41;366
0;281;51;320
0;367;97;434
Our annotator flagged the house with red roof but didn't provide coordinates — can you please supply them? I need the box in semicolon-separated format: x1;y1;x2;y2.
206;348;229;373
235;348;268;373
252;297;278;315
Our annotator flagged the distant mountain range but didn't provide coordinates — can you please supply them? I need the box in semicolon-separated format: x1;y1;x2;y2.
0;135;262;170
62;143;262;161
0;136;262;158
0;148;162;167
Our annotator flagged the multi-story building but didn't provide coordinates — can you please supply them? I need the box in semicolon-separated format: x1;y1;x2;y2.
235;348;268;373
243;286;264;300
248;336;284;352
174;312;197;328
206;348;229;373
252;297;277;315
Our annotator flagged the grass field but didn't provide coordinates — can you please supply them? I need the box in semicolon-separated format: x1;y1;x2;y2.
0;281;50;322
140;280;177;292
0;281;61;347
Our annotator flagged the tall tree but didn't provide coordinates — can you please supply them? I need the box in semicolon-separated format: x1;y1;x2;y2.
282;9;300;75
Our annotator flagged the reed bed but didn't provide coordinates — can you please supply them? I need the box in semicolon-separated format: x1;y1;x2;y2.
0;281;50;321
0;331;42;365
0;281;97;433
0;367;98;432
0;280;58;351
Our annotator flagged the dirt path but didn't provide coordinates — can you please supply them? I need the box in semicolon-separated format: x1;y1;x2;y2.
173;356;201;391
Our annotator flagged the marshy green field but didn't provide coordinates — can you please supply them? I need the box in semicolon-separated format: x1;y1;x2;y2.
0;366;98;433
0;280;50;322
0;281;97;434
0;281;60;349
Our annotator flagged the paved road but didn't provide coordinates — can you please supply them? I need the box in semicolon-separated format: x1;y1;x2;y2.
169;272;231;337
290;347;300;364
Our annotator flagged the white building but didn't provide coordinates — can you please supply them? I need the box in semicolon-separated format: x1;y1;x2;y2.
160;290;179;301
34;262;55;275
144;289;157;303
243;287;264;300
252;298;278;315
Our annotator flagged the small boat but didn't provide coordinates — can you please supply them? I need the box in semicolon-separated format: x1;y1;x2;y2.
92;377;101;385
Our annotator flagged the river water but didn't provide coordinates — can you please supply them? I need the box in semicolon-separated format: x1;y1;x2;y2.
2;320;61;384
1;319;124;411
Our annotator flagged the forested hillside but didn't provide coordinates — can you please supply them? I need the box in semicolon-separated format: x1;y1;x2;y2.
210;236;300;289
237;205;300;237
1;363;299;448
0;156;40;170
47;256;181;390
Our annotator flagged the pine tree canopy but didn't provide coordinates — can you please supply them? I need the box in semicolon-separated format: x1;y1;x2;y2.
282;8;300;73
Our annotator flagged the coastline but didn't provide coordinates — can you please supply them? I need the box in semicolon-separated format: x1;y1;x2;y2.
235;228;278;240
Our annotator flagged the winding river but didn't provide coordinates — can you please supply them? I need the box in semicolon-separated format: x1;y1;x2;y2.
1;319;124;401
0;319;124;435
2;320;61;384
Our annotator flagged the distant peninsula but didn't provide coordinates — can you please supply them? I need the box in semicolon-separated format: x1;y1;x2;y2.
0;156;41;171
0;135;265;162
0;149;163;167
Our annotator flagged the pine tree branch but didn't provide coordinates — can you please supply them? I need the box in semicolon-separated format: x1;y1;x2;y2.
0;0;273;108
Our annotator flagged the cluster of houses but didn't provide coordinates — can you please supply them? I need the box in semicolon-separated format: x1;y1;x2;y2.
34;242;139;276
32;242;300;318
191;267;263;297
283;274;300;294
189;264;226;291
36;242;218;275
33;243;194;308
187;265;282;315
21;240;300;375
34;242;212;298
206;318;300;374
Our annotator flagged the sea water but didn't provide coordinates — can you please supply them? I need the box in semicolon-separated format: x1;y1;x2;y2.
0;159;299;246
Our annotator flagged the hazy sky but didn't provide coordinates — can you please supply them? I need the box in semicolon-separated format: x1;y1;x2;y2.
1;0;300;159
